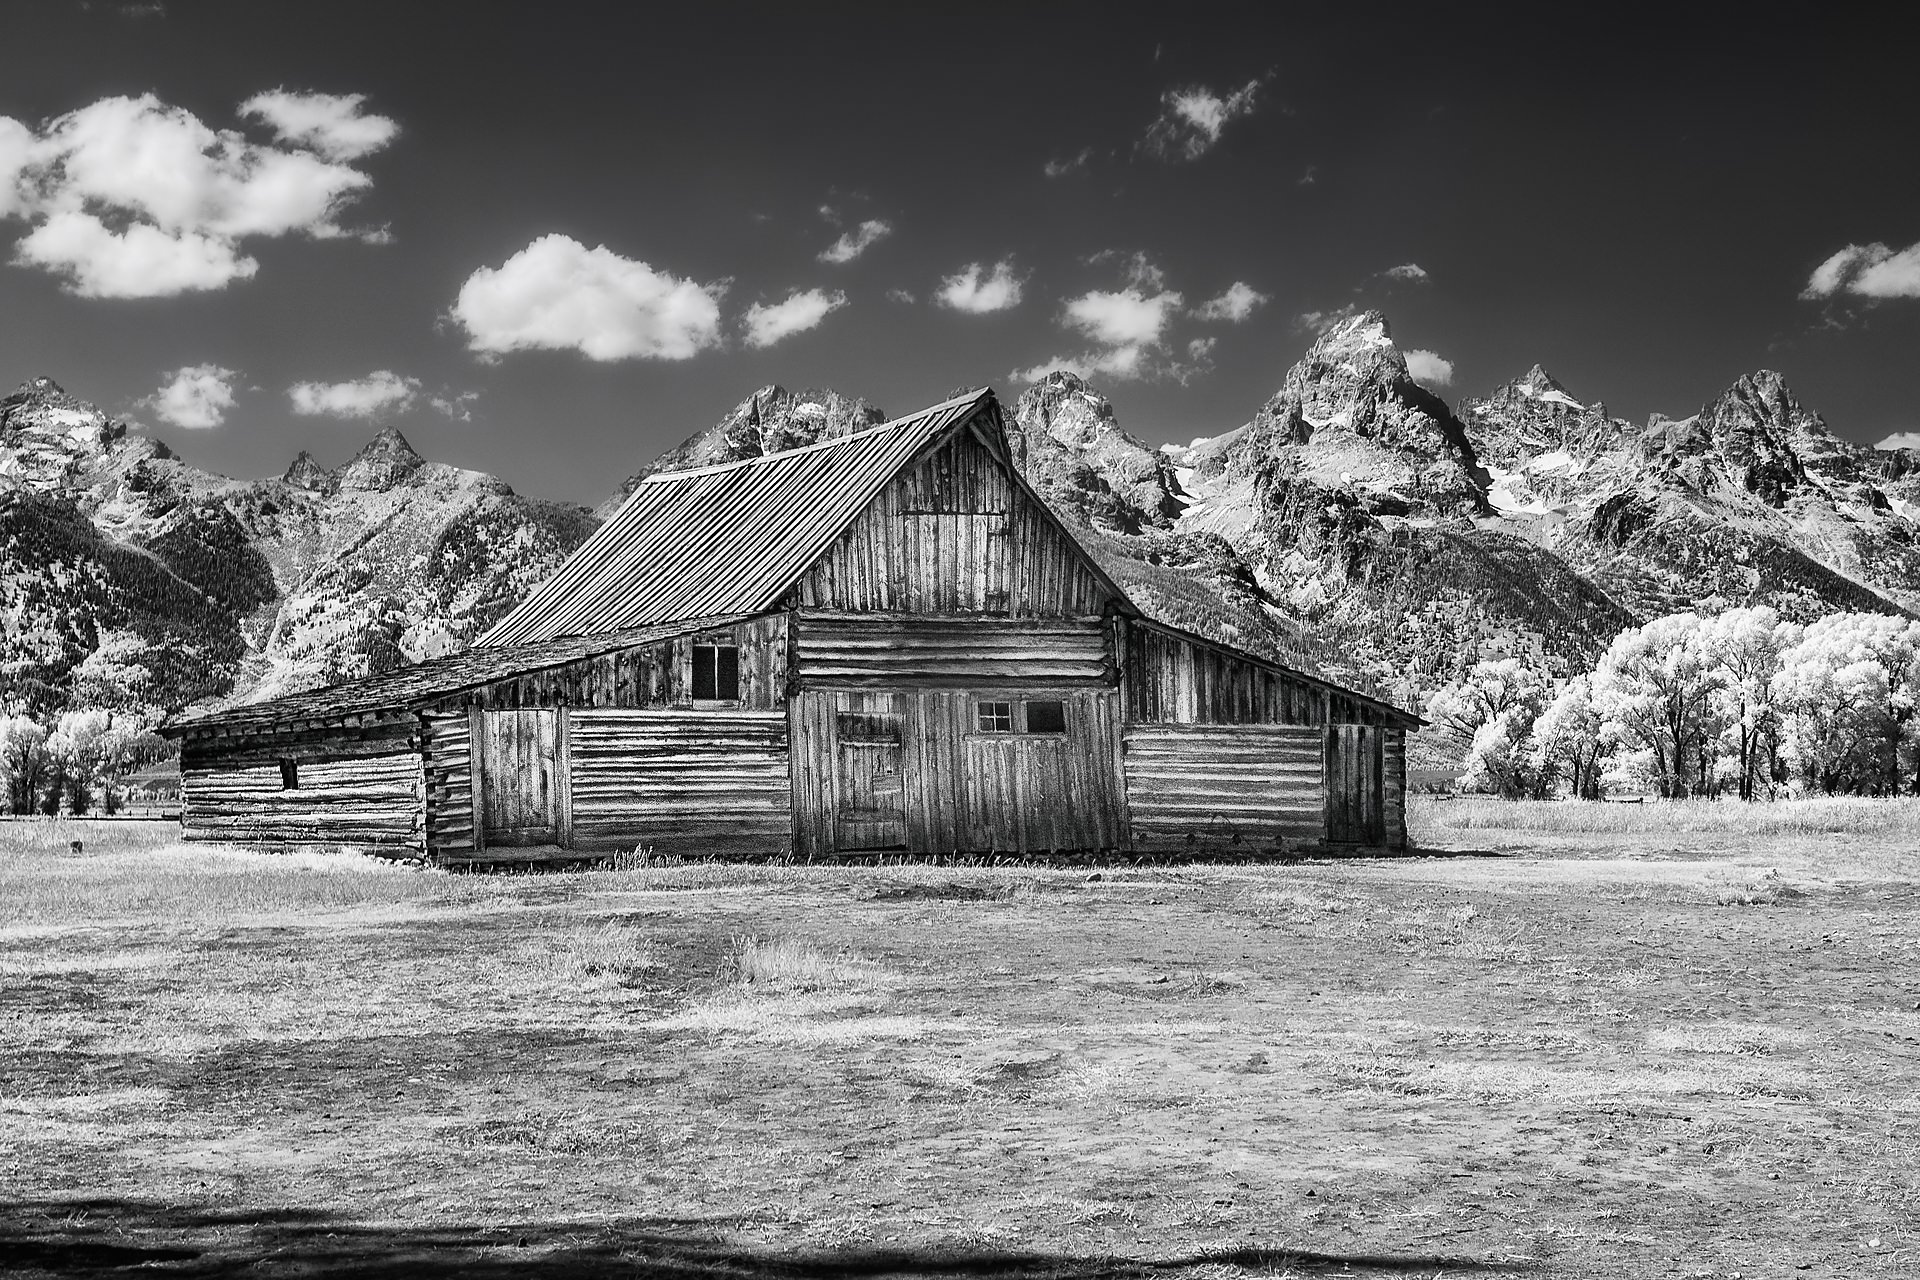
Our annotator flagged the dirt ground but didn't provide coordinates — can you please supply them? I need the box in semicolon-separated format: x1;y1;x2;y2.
3;804;1918;1278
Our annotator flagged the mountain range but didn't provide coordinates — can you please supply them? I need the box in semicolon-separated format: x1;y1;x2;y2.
2;313;1916;721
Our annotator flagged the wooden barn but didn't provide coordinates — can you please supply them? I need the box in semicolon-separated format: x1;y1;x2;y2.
163;388;1420;864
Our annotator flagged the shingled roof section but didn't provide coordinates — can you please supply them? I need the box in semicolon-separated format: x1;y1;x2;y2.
163;615;754;735
476;388;997;648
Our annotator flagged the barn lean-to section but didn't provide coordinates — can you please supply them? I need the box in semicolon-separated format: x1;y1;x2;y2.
164;387;1422;863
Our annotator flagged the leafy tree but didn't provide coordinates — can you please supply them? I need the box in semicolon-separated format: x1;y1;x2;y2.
1700;607;1801;800
1589;612;1726;797
1776;613;1920;794
1531;674;1609;799
0;715;51;815
1428;654;1557;798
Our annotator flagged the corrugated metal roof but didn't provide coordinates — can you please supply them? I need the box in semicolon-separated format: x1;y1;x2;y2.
165;615;754;735
476;388;996;648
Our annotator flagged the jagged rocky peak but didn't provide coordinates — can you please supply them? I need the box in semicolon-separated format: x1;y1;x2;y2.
281;449;332;492
1459;364;1623;471
652;384;888;474
1229;310;1491;516
1;374;125;448
1007;371;1183;534
334;425;426;491
1645;370;1861;501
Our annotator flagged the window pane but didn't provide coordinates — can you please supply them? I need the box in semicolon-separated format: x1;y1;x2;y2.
976;701;1013;733
1024;700;1067;734
692;645;716;700
717;645;740;700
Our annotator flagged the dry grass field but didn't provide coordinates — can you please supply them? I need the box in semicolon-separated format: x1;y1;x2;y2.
4;799;1919;1278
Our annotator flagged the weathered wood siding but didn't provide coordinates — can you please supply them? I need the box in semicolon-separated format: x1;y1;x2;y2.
180;752;423;848
178;715;423;849
1384;727;1407;849
568;709;790;857
1124;623;1400;726
421;712;476;856
794;614;1110;686
419;614;788;713
796;431;1116;617
792;687;1124;857
1122;723;1325;854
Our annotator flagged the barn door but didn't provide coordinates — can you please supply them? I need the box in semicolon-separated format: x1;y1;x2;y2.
1324;724;1385;845
480;709;559;846
834;710;906;850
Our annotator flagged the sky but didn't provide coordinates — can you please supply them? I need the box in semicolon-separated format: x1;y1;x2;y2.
1;0;1917;503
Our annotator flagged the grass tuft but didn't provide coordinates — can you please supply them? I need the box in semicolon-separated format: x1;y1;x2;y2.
559;923;659;986
728;934;874;993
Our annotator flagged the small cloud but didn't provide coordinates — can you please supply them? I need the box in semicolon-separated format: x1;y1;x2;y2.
238;89;400;161
1378;263;1431;285
1801;241;1920;301
142;363;238;430
1404;349;1455;387
936;259;1024;314
1297;166;1318;186
1293;304;1358;334
1876;431;1920;450
818;218;892;265
743;287;847;348
1193;281;1269;323
885;287;916;304
450;234;725;361
1043;148;1093;178
1142;77;1265;161
288;370;419;418
1015;254;1192;384
429;390;480;421
1186;335;1218;363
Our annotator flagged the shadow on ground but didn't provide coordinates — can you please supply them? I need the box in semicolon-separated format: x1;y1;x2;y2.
3;1199;1529;1277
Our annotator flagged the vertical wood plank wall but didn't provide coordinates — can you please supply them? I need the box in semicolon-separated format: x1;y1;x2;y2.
568;709;790;857
1122;724;1325;855
791;687;1125;857
796;432;1117;617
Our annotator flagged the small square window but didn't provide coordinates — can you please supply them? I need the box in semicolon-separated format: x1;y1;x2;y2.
278;758;298;790
976;701;1014;733
1023;699;1067;735
692;643;741;700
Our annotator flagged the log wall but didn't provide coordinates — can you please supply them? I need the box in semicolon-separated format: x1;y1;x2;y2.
180;750;423;849
796;431;1115;617
568;709;790;857
421;711;476;856
1122;723;1326;855
793;613;1111;686
1383;727;1407;849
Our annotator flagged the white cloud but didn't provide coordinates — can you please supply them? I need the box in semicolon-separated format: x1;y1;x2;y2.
15;213;257;297
288;370;419;418
1801;241;1920;301
238;89;399;161
743;287;847;348
1404;349;1455;387
0;91;396;297
1044;148;1093;178
1142;78;1264;161
936;259;1024;314
1293;305;1359;334
1379;263;1431;284
1193;281;1269;323
818;219;892;265
143;364;238;429
451;234;725;361
1015;255;1190;384
885;287;916;304
1876;431;1920;451
430;390;480;421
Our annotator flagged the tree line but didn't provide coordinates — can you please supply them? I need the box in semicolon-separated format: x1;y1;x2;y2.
1428;608;1920;799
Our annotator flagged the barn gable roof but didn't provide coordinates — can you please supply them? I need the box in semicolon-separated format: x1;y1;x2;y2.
476;388;1002;648
163;614;754;736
